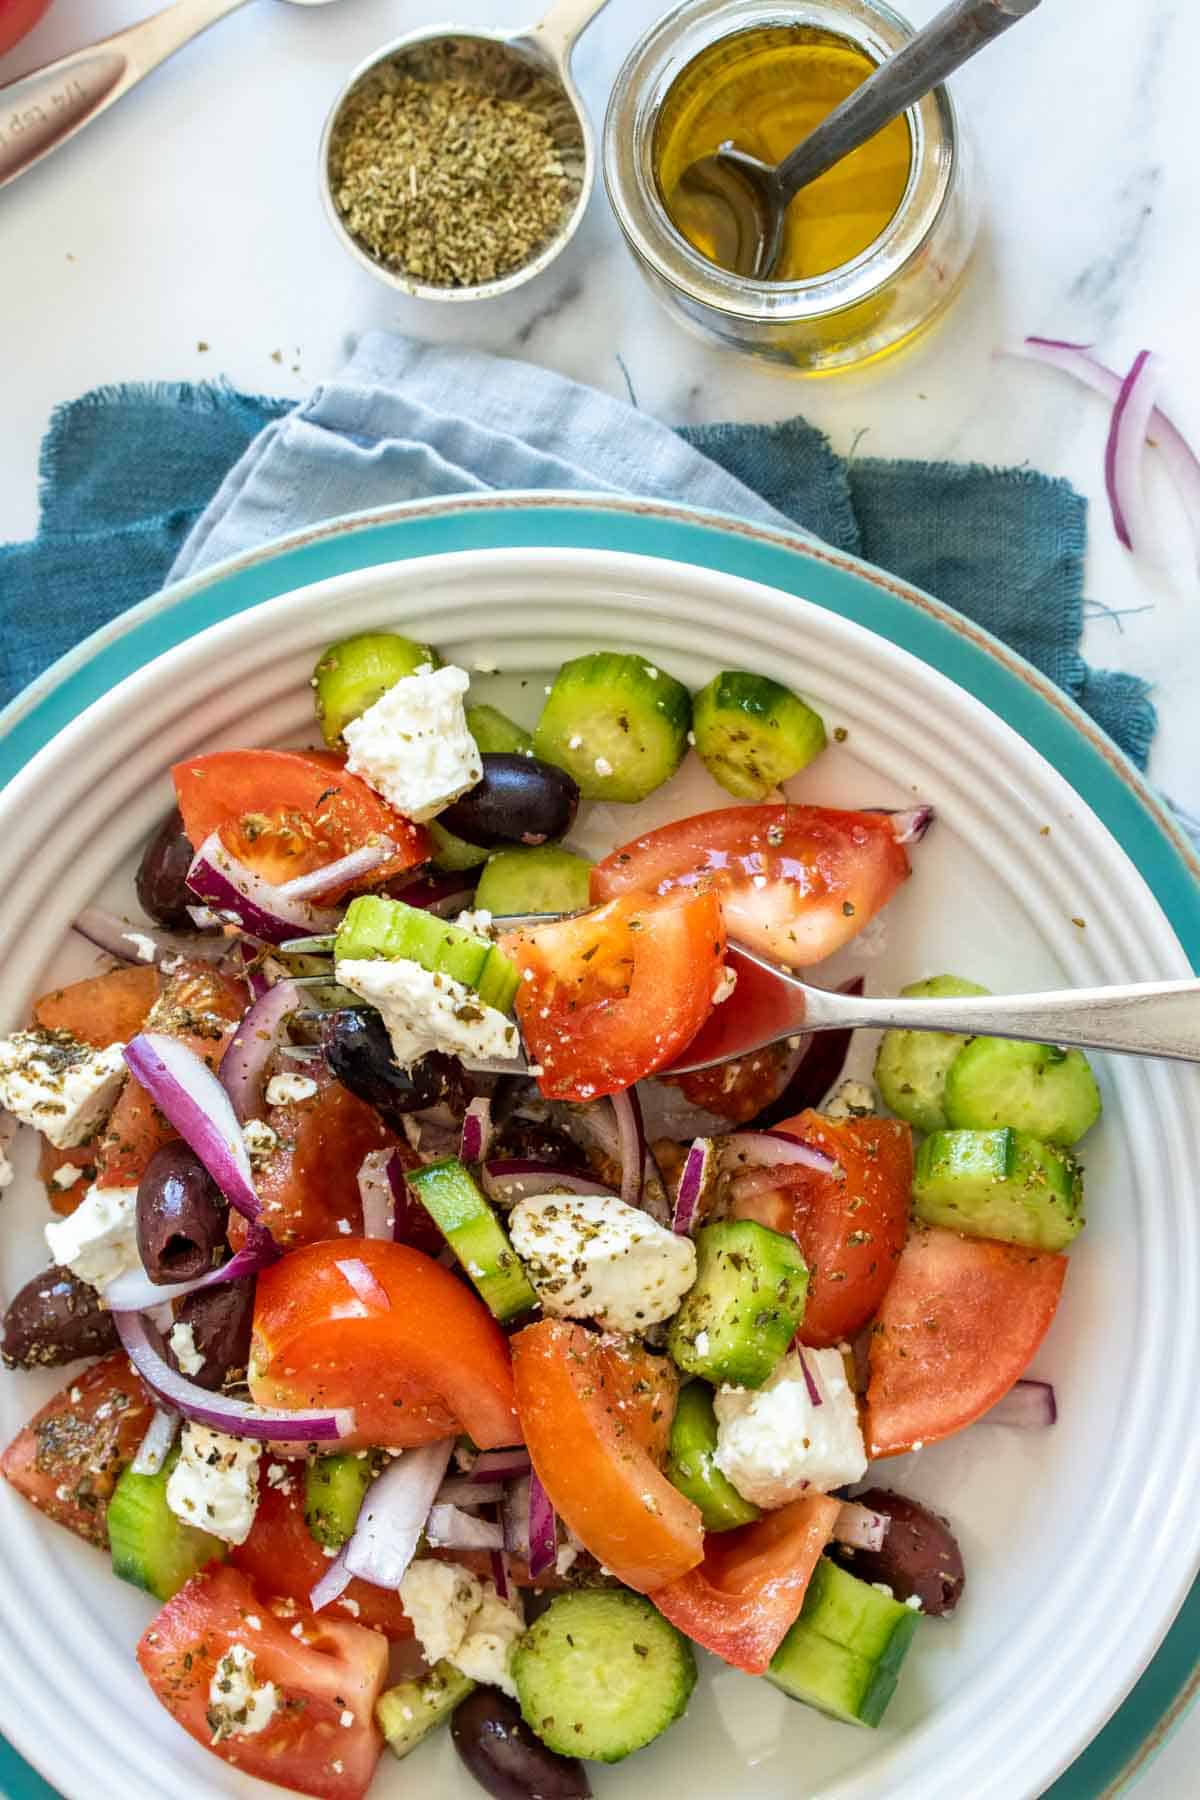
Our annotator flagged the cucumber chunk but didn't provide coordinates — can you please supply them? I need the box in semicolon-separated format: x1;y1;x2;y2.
874;974;991;1133
313;632;439;745
429;820;490;873
913;1127;1084;1251
692;671;827;800
513;1590;696;1762
304;1452;375;1548
108;1446;226;1601
336;894;519;1014
378;1663;475;1760
407;1157;538;1321
533;653;691;802
475;846;593;918
767;1557;919;1727
666;1380;761;1531
668;1219;809;1389
467;704;533;757
944;1037;1101;1145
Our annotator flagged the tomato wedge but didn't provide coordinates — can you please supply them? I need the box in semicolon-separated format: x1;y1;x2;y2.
591;804;911;968
653;1493;841;1674
250;1239;521;1451
138;1564;386;1800
865;1224;1068;1458
0;1353;152;1547
172;748;429;900
502;888;726;1101
34;964;161;1047
730;1110;912;1347
510;1319;702;1594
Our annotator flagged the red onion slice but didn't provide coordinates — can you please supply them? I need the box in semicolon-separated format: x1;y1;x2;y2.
502;1475;532;1559
336;1256;391;1311
115;1311;353;1440
672;1137;718;1236
124;1031;260;1222
357;1151;395;1240
340;1439;455;1592
797;1347;823;1407
130;1405;180;1476
437;1478;506;1507
490;1549;510;1600
102;1225;279;1312
527;1471;558;1578
276;840;395;902
460;1096;493;1165
187;831;341;947
470;1448;532;1483
426;1503;505;1550
309;1550;353;1613
218;978;304;1124
72;907;220;968
887;806;934;846
834;1500;889;1553
982;1378;1057;1428
481;1160;614;1205
721;1130;836;1178
1105;349;1159;554
611;1089;645;1208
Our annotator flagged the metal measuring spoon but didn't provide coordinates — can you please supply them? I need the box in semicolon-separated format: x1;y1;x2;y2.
318;0;613;300
0;0;340;193
670;0;1041;282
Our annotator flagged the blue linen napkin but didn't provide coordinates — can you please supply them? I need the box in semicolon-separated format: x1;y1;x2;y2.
0;329;1155;769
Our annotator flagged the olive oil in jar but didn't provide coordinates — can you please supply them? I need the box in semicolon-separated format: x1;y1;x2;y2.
654;25;912;282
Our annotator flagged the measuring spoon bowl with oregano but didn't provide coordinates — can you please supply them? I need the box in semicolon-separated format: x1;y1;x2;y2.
0;0;342;194
318;0;612;300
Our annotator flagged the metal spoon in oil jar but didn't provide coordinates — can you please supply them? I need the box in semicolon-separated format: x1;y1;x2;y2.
671;0;1042;281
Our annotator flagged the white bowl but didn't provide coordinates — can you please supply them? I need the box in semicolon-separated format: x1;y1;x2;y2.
1;543;1198;1800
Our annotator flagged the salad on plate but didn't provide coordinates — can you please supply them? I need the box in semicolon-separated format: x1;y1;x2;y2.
0;631;1097;1800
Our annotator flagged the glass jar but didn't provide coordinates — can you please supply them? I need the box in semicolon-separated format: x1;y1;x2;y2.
603;0;979;374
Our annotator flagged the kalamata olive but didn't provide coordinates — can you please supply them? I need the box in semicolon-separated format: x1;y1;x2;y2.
321;1008;462;1122
832;1488;965;1617
1;1266;119;1369
135;806;199;929
170;1278;256;1390
136;1141;229;1284
491;1119;588;1169
439;755;579;851
451;1688;590;1800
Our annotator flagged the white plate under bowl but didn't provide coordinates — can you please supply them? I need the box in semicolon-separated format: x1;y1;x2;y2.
0;544;1197;1800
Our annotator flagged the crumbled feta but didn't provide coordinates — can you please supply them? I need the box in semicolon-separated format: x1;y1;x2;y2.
166;1424;261;1545
823;1078;877;1120
207;1643;278;1742
265;1072;318;1107
554;1540;578;1578
337;958;519;1069
454;909;495;939
125;932;159;964
51;1163;81;1191
242;1118;279;1165
713;1347;867;1508
343;663;482;822
45;1184;138;1289
0;1033;125;1149
266;1461;291;1491
508;1191;697;1333
712;965;738;1006
399;1560;483;1666
169;1320;205;1376
452;1582;525;1699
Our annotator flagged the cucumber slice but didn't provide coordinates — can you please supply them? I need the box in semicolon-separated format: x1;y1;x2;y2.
336;894;519;1015
407;1157;537;1321
874;974;991;1133
313;632;439;746
666;1381;761;1531
304;1452;376;1548
429;820;490;873
533;653;691;802
513;1590;696;1762
474;846;593;918
943;1037;1101;1145
668;1219;809;1389
767;1557;919;1727
108;1446;226;1601
913;1126;1084;1251
692;671;827;800
377;1663;475;1760
467;704;533;757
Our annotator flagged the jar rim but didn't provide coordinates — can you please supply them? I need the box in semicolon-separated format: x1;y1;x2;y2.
602;0;960;323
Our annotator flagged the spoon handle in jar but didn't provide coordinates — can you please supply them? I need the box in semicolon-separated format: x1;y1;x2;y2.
774;0;1042;203
0;0;248;193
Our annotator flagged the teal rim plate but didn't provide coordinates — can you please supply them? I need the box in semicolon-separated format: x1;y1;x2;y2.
1;491;1197;1800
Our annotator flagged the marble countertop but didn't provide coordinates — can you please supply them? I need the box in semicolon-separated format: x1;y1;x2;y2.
1;0;1198;1792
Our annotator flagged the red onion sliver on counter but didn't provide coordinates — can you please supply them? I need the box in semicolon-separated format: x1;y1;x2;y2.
503;1474;532;1559
340;1439;455;1592
218;978;304;1124
115;1310;353;1440
527;1471;558;1578
102;1225;279;1312
275;840;395;902
426;1503;505;1550
481;1160;614;1205
460;1096;493;1164
470;1448;532;1483
124;1031;261;1222
130;1406;180;1476
1105;349;1159;554
797;1348;822;1407
672;1137;718;1236
982;1379;1057;1428
187;831;341;947
721;1130;836;1179
834;1501;889;1553
357;1150;395;1240
336;1257;391;1311
611;1088;645;1208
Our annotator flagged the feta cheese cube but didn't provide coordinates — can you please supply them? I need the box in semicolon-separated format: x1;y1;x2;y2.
343;663;482;822
44;1184;139;1289
508;1191;697;1333
0;1033;125;1148
166;1423;261;1545
713;1347;867;1508
207;1643;278;1741
823;1078;878;1120
337;957;519;1069
264;1072;318;1107
399;1559;483;1665
242;1118;279;1166
169;1320;205;1376
452;1582;525;1699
